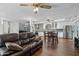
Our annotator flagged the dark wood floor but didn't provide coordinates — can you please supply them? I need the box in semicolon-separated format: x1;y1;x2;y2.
33;37;79;56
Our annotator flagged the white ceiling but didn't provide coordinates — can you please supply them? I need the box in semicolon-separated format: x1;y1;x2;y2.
0;3;79;22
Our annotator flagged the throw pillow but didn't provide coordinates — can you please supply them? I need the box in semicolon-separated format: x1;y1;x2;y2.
5;42;23;51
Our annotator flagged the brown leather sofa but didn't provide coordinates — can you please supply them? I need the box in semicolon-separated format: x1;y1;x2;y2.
0;32;42;56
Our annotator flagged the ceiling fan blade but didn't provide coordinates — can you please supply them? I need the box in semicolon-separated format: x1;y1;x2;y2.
39;4;52;9
20;3;32;6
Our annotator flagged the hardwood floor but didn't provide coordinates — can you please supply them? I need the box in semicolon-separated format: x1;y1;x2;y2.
33;37;79;56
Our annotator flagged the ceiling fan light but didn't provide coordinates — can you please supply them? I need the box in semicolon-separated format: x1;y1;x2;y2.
33;7;39;14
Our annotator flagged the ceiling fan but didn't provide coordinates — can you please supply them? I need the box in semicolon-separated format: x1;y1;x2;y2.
19;3;52;14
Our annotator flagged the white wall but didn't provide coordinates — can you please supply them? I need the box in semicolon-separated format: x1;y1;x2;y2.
3;21;9;33
0;23;3;34
0;20;19;34
10;22;19;33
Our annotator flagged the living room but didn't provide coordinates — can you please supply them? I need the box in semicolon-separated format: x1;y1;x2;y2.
0;3;79;56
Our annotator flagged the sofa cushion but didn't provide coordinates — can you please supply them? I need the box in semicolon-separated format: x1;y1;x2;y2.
5;42;23;51
6;36;17;42
19;33;28;39
21;39;29;45
16;39;30;46
0;33;18;42
27;32;35;38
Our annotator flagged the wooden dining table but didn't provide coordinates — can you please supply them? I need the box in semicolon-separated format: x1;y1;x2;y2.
44;31;58;45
